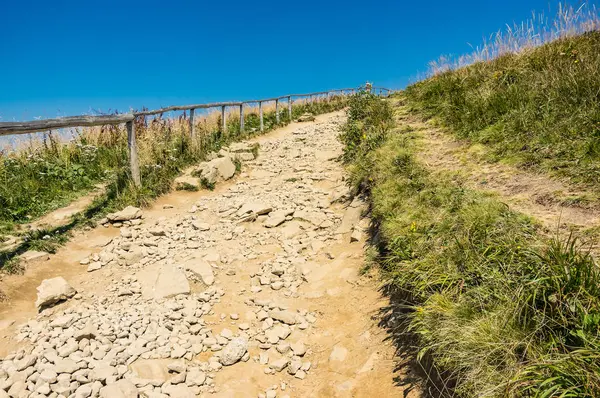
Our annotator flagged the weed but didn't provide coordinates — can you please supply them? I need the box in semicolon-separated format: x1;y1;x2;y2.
175;182;199;192
233;158;242;173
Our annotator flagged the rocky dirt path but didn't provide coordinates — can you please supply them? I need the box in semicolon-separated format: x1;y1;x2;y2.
0;112;418;398
395;102;600;241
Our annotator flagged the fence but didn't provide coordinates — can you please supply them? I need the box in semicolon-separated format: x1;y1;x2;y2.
0;86;393;186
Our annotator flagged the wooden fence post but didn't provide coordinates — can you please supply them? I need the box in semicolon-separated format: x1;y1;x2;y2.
259;101;264;132
239;104;244;134
189;108;196;140
126;120;141;187
288;96;292;121
275;99;280;124
221;106;227;136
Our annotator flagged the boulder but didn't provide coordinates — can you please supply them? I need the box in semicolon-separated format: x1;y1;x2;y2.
199;163;218;185
212;156;236;180
154;265;190;299
35;277;76;311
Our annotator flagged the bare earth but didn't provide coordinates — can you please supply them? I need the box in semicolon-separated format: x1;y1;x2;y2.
0;112;419;397
395;103;600;243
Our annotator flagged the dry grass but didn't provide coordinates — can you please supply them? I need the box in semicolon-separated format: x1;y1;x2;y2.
426;2;600;76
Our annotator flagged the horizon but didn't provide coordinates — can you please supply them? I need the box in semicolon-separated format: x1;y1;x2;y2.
0;0;596;121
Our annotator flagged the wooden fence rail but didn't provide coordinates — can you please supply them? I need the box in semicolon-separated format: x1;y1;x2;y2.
0;86;393;186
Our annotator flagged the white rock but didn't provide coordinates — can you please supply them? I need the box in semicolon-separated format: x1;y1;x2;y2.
107;206;142;222
220;337;248;366
154;265;190;299
269;310;297;325
99;379;138;398
182;258;214;286
35;277;77;311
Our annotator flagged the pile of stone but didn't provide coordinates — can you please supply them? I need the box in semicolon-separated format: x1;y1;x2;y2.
246;299;314;379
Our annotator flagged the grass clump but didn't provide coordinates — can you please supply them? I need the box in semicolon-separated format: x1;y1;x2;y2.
404;30;600;187
343;95;600;397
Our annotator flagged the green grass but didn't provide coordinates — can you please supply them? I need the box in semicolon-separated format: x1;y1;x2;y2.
404;31;600;188
0;96;348;268
342;93;600;397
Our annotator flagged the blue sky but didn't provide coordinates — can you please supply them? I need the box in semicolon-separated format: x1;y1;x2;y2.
0;0;588;120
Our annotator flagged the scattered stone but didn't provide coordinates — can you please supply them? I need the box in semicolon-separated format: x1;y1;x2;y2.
220;337;248;366
270;310;297;325
107;206;142;222
35;277;77;311
182;258;214;286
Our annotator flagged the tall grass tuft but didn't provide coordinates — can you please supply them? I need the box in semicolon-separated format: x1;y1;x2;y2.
342;94;600;397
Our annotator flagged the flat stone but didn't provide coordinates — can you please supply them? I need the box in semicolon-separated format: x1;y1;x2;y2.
90;365;117;382
107;206;142;222
291;342;307;356
329;345;348;362
130;359;170;382
182;258;214;286
19;250;50;263
270;358;289;372
54;358;80;373
336;205;363;234
175;175;200;189
87;262;102;272
269;310;297;325
237;202;272;217
191;221;211;231
185;369;206;386
154;265;190;299
99;379;137;398
264;211;288;228
164;384;196;398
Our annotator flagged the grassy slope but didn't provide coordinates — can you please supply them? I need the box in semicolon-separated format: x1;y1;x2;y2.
404;31;600;188
341;92;600;397
0;98;345;267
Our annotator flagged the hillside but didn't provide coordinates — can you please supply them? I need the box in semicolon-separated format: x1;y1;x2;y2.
404;30;600;188
340;30;600;397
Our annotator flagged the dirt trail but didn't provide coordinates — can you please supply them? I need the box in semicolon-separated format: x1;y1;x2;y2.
395;104;600;240
0;112;419;398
